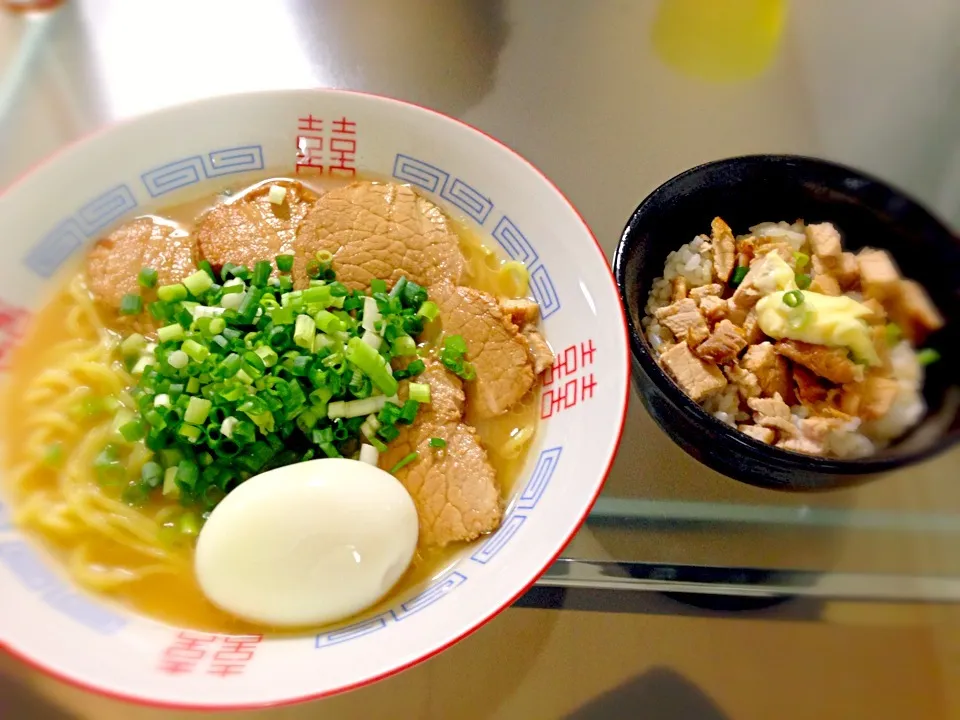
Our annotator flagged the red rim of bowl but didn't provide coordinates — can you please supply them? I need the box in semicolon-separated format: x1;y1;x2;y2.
0;87;631;710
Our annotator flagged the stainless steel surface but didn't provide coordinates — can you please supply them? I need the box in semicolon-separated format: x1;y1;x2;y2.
2;0;960;599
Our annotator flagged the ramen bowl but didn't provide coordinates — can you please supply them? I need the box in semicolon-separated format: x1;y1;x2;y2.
0;89;629;709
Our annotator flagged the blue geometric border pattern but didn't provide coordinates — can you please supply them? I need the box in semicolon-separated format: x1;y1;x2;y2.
491;216;538;267
24;218;88;278
23;144;266;277
0;541;127;635
472;445;562;564
392;152;560;319
393;154;448;194
441;178;493;225
470;513;525;565
529;265;561;320
24;181;138;277
76;185;137;235
315;571;467;649
393;572;466;621
141;144;264;197
315;615;388;649
392;154;493;225
517;446;562;510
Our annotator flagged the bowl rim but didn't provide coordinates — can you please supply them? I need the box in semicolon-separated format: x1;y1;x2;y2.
0;87;631;710
613;153;960;479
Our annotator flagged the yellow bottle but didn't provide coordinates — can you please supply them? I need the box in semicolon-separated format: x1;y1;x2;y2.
652;0;787;82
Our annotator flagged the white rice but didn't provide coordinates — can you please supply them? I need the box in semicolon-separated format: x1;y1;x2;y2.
643;234;714;352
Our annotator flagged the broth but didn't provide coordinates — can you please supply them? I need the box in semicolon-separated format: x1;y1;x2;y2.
2;174;541;633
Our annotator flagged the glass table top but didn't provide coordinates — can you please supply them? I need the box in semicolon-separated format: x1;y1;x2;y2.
1;0;959;602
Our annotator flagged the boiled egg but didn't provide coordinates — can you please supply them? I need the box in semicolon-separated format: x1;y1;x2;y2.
195;458;418;627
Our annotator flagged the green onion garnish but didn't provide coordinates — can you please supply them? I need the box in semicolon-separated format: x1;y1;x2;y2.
409;383;431;404
783;290;804;308
793;252;810;269
417;301;439;321
179;511;201;536
158;283;188;302
730;266;749;287
119;293;143;315
440;334;475;380
389;451;419;474
108;263;439;512
138;267;159;288
795;273;812;290
252;261;272;288
183;270;214;297
429;437;446;449
140;461;163;488
917;348;941;366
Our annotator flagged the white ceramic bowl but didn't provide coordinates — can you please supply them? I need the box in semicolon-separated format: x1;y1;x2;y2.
0;89;628;709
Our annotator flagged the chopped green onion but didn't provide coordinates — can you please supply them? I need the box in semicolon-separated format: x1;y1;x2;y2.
175;460;199;490
118;419;146;442
198;259;216;279
167;350;189;369
917;348;941;366
389;451;419;474
254;345;279;368
389;276;408;301
417;301;439;321
401;280;427;309
730;266;749;287
795;273;812;290
162;466;180;497
119;293;142;315
370;279;388;294
440;334;475;380
327;395;389;419
158;283;188;302
429;437;447;449
138;267;159;288
140;461;163;488
185;397;212;425
120;333;146;358
183;270;214;296
252;261;272;288
392;335;417;356
208;317;226;336
182;339;210;363
314;310;342;334
409;383;431;404
178;511;201;536
793;251;810;269
294;314;317;350
783;290;805;308
359;443;379;465
178;424;203;443
158;323;185;343
345;336;398;396
276;254;294;273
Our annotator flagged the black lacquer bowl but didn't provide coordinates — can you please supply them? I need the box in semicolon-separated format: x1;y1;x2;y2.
613;155;960;491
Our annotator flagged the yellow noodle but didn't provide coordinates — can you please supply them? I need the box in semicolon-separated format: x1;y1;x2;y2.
10;275;185;590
